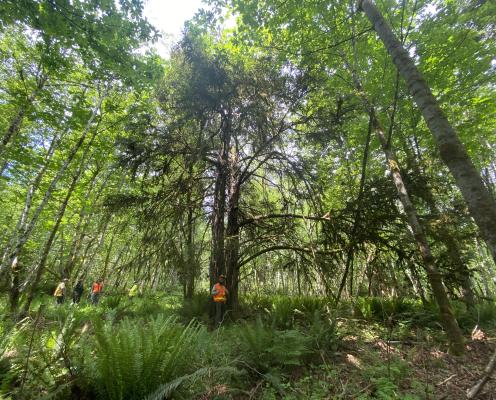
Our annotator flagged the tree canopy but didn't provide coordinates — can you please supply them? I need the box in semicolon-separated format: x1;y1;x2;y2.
0;0;495;397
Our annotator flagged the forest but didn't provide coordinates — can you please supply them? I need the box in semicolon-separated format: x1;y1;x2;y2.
0;0;495;398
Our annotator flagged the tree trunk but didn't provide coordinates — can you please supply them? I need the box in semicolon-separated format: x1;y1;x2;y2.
62;167;109;277
85;214;112;280
225;152;241;309
0;74;48;164
101;230;118;281
107;241;133;289
0;92;104;281
184;205;196;299
209;111;232;287
370;109;465;354
20;167;81;314
1;129;62;267
445;235;476;308
407;262;428;305
182;163;198;300
17;126;98;314
403;141;477;308
344;35;464;354
336;115;372;303
358;0;496;264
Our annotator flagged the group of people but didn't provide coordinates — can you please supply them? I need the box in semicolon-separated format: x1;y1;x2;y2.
54;274;230;325
53;278;103;305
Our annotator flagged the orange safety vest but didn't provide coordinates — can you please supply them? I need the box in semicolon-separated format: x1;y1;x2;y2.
92;282;103;294
212;283;227;303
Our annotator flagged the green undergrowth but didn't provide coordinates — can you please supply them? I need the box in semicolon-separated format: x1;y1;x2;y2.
255;356;430;400
0;294;494;399
240;294;332;329
76;315;209;399
351;296;496;333
178;291;211;323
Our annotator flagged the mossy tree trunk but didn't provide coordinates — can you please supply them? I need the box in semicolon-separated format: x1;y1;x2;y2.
358;0;496;265
370;110;465;355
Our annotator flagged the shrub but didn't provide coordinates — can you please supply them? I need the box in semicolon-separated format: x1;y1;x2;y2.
0;310;78;399
268;297;297;329
78;315;203;400
358;358;421;400
354;297;425;321
307;310;338;353
235;317;311;374
131;296;169;319
454;301;496;330
100;294;122;309
179;291;211;322
243;295;331;329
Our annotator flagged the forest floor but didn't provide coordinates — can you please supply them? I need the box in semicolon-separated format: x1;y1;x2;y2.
1;293;495;399
226;316;496;399
332;320;496;400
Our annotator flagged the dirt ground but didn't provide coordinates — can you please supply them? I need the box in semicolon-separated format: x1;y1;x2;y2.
339;333;496;399
420;339;495;400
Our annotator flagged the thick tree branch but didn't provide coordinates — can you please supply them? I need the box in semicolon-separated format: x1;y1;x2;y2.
239;245;342;267
239;213;334;227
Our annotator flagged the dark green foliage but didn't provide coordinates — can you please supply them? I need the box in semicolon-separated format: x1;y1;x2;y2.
234;317;311;374
307;310;338;353
0;308;86;399
0;0;159;82
352;297;496;332
1;293;495;398
179;291;211;322
78;315;203;400
357;357;422;400
453;301;496;331
143;366;237;400
129;296;171;319
353;297;429;320
100;295;122;310
242;295;332;329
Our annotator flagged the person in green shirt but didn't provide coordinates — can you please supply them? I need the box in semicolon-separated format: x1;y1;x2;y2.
128;281;139;299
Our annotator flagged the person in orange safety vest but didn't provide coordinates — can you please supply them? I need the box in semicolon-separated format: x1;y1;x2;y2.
211;274;229;326
91;278;103;305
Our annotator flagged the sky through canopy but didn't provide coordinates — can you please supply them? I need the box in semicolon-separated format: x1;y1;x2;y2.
143;0;205;57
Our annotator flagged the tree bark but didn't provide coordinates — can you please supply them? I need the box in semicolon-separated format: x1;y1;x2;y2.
1;92;104;281
184;203;196;299
403;141;477;308
358;0;496;264
336;115;372;303
345;33;464;354
62;167;109;277
209;111;232;287
17;127;98;314
1;129;62;267
225;152;241;309
370;109;465;355
20;167;80;314
407;261;428;305
0;74;48;163
182;162;198;300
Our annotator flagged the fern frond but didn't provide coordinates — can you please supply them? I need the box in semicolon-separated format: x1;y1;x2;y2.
143;366;237;400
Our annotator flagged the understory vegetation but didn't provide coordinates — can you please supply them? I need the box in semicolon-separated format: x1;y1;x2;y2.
0;294;495;399
1;0;495;398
